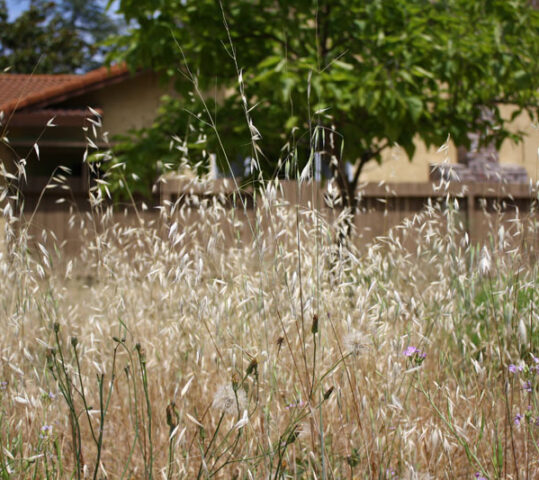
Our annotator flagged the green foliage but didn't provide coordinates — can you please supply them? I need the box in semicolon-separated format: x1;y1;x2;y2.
109;0;539;200
101;95;220;197
0;0;120;73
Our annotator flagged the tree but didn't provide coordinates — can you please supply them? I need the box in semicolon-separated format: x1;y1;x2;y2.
0;0;120;73
108;0;539;206
0;1;6;24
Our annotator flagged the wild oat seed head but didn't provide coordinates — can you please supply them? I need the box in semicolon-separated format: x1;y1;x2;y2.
212;383;247;415
479;246;491;275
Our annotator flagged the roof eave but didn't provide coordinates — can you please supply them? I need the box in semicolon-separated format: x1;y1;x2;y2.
0;64;134;114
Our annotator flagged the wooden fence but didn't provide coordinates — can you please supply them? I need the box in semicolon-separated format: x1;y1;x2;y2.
10;179;539;256
161;178;538;244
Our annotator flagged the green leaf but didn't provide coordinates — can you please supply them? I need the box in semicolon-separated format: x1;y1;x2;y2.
405;97;423;122
403;142;416;161
411;66;435;79
257;55;282;69
399;70;414;85
333;60;354;71
285;115;299;130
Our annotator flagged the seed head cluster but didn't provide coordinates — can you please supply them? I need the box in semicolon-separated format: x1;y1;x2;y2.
212;383;247;416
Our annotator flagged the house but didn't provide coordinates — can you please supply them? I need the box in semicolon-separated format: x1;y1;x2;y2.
0;64;170;209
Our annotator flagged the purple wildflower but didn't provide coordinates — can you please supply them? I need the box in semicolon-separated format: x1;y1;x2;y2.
528;355;539;374
285;400;305;410
39;424;52;440
509;363;525;374
522;381;532;393
403;346;426;365
514;414;524;426
0;381;7;390
474;474;487;480
404;346;419;357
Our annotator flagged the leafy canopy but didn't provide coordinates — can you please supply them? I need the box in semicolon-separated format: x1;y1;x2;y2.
0;0;120;73
109;0;539;201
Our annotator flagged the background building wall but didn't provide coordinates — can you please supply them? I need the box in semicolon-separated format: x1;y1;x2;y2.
69;71;174;137
360;108;538;183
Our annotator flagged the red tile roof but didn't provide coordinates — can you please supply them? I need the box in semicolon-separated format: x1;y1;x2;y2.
0;64;130;114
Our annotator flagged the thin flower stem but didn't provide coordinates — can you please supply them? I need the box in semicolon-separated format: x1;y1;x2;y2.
197;412;225;480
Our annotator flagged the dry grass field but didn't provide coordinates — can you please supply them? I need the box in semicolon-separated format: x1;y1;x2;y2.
0;161;538;479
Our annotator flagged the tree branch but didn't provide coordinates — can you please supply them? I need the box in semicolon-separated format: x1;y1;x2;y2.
351;141;390;189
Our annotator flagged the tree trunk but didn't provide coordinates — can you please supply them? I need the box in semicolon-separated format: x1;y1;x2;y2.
320;135;386;246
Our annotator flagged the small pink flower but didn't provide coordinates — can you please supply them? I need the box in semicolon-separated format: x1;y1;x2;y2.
285;400;305;410
404;346;419;357
403;346;426;365
522;381;532;393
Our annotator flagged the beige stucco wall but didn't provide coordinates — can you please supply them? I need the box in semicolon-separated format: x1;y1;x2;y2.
360;108;539;183
360;139;458;183
72;71;175;137
498;107;539;182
